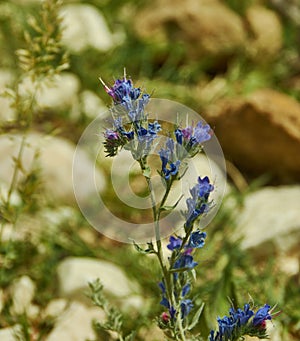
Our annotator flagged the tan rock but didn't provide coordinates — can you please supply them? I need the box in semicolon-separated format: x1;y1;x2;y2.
207;89;300;181
246;5;283;60
10;275;36;315
0;133;105;205
45;302;104;341
135;0;245;58
236;185;300;252
0;325;22;341
56;257;141;305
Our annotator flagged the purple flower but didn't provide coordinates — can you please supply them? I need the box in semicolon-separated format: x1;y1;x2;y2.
104;78;141;104
187;231;207;249
104;129;119;140
167;236;182;251
253;304;272;327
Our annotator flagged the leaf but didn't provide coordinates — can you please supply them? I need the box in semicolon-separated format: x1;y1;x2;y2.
188;302;205;331
142;166;151;179
125;331;136;341
160;195;183;212
131;240;156;254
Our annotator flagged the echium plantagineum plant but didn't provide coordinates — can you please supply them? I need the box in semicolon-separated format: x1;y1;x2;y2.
100;71;277;341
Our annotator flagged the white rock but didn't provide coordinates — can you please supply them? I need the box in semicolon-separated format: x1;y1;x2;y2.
237;186;300;250
57;257;139;298
45;302;104;341
10;276;36;315
0;133;105;205
80;90;107;119
0;325;22;341
18;73;81;118
278;256;299;277
43;298;68;318
60;4;116;52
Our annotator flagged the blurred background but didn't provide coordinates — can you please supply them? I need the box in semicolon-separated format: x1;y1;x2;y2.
0;0;299;340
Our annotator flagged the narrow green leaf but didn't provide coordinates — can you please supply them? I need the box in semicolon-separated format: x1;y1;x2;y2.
188;302;205;331
131;240;156;254
142;166;151;179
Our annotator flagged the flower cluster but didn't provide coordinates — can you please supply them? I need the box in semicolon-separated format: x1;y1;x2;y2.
175;122;211;158
159;138;181;180
209;304;273;341
100;73;277;341
185;176;214;230
102;76;161;159
158;176;212;325
158;122;212;181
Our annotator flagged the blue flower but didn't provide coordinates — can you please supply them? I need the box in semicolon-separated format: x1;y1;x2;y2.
210;303;273;341
105;78;141;104
159;139;181;180
148;121;161;135
167;236;182;251
194;121;211;143
173;254;198;270
252;304;272;326
158;281;166;294
174;122;211;158
233;304;254;326
160;297;170;308
180;299;193;318
181;283;190;297
175;128;183;145
186;231;207;249
169;306;176;320
159;294;176;321
163;161;181;180
158;148;170;170
185;176;214;229
197;176;214;200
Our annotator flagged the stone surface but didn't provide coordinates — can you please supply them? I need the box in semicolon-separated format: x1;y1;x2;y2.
57;257;140;300
236;185;300;251
45;302;104;341
43;298;68;318
9;275;36;315
80;90;107;119
245;5;282;60
135;0;245;58
206;89;300;181
0;133;105;205
18;73;81;119
60;4;116;52
0;325;22;341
